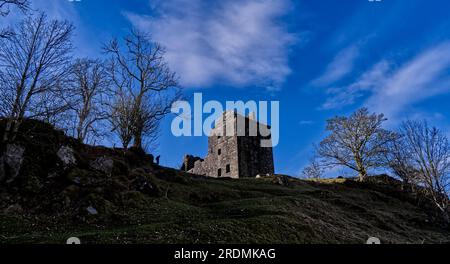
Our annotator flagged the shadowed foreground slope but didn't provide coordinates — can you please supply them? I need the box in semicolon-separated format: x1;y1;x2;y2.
0;120;449;244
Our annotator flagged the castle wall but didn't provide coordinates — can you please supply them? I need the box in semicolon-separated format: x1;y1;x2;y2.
236;115;274;177
184;111;274;178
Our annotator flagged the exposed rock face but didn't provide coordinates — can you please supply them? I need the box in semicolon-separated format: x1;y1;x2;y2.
0;119;163;223
275;175;290;187
90;156;114;175
57;146;76;167
86;206;98;215
0;144;25;183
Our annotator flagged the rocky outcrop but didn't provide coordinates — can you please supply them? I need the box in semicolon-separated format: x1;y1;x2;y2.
0;144;25;183
90;156;114;175
57;146;76;167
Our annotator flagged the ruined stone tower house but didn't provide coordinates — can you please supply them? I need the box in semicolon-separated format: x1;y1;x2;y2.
181;111;274;179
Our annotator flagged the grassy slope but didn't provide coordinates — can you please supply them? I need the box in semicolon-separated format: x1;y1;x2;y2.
1;168;448;244
0;120;448;244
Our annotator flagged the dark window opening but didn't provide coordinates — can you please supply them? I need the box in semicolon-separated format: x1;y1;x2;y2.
218;149;221;155
226;164;230;173
218;168;222;177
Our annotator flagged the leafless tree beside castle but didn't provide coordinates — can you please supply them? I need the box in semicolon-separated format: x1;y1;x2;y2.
0;13;74;142
317;108;397;182
104;30;181;150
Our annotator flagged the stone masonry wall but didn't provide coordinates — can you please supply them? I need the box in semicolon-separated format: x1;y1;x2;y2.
184;111;274;178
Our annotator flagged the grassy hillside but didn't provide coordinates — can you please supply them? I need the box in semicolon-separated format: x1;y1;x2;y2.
0;120;449;244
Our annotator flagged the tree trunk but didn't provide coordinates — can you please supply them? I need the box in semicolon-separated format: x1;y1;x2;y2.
358;172;367;182
2;118;13;142
2;118;21;143
10;119;22;142
133;132;142;150
356;161;367;181
443;211;449;225
132;96;143;150
353;154;367;182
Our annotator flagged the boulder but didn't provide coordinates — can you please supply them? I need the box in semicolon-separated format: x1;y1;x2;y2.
0;144;25;183
90;156;114;175
86;205;98;215
57;146;77;167
275;175;290;187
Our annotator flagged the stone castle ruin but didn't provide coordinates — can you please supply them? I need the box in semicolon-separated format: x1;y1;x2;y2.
181;111;274;178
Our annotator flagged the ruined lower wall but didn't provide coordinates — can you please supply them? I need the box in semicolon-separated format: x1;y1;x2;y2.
187;135;240;178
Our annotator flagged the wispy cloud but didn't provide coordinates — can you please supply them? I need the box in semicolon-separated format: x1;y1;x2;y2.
366;42;450;119
321;41;450;121
126;0;299;89
311;44;360;87
321;60;390;110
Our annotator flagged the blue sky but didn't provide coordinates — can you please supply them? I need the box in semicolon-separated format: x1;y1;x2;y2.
5;0;450;176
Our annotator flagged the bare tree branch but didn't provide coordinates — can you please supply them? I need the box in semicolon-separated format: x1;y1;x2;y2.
58;58;111;144
104;29;181;150
0;13;74;142
401;120;450;223
0;0;29;16
301;156;324;179
317;108;397;181
0;0;30;38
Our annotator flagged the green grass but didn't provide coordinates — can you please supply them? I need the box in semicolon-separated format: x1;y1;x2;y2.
1;172;449;244
2;119;448;244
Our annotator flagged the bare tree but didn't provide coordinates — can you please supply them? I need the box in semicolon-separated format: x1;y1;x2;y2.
317;108;397;181
104;29;180;150
301;157;324;179
402;120;450;223
62;59;110;144
0;13;74;142
0;0;28;16
110;89;136;149
385;134;421;191
0;0;30;38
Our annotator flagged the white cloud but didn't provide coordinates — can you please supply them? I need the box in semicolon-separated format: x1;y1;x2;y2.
126;0;298;89
321;60;390;109
366;42;450;119
311;44;359;87
321;42;450;121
